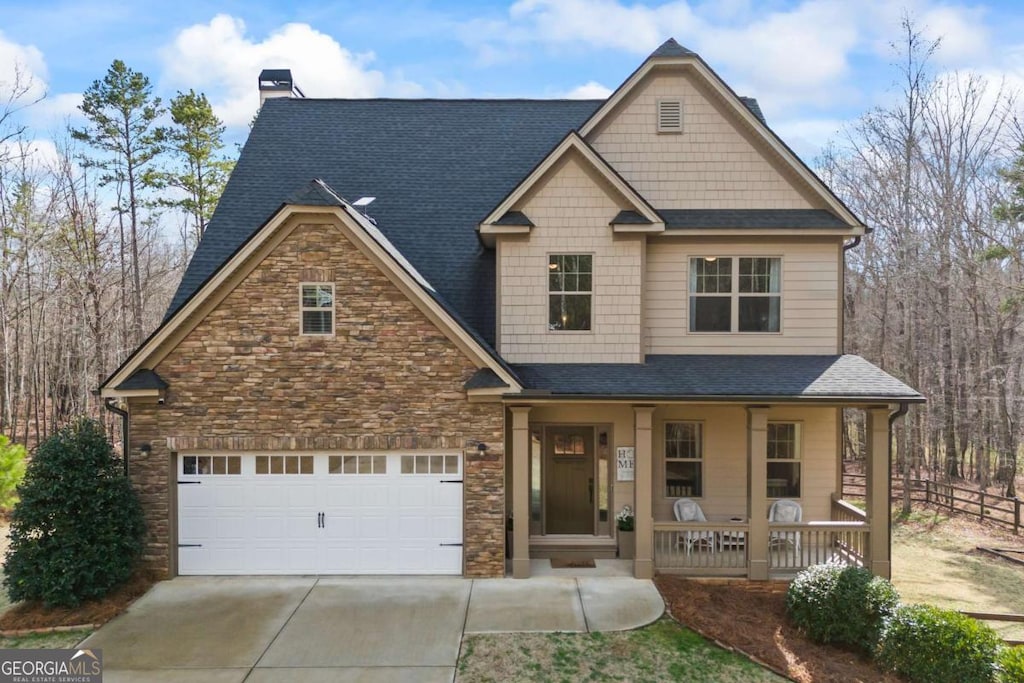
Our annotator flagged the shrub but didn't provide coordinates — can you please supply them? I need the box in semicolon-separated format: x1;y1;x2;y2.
877;603;1001;683
999;646;1024;683
0;435;27;510
4;418;146;607
786;561;900;653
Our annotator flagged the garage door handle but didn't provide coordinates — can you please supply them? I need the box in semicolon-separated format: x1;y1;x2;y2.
440;480;463;484
317;512;324;528
177;480;201;485
178;543;202;548
439;543;463;547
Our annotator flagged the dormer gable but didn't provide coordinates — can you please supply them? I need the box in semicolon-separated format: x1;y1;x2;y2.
478;132;664;246
581;39;864;228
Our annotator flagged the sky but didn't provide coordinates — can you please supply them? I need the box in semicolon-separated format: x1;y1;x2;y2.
3;0;1024;165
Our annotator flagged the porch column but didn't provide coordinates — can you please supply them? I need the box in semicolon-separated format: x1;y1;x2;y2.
865;407;892;579
634;406;655;580
510;406;532;579
747;407;769;580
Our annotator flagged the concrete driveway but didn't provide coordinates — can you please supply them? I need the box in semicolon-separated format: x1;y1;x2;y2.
82;575;663;682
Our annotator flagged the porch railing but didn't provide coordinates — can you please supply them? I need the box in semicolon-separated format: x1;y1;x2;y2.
831;494;867;523
653;522;749;576
767;521;868;572
653;519;869;577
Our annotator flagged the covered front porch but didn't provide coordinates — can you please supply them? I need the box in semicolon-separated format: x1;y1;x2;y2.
507;402;898;581
495;354;924;581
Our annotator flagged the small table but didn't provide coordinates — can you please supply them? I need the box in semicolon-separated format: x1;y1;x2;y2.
716;517;747;551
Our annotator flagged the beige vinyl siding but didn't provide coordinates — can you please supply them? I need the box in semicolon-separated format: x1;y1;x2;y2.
498;152;643;363
588;69;824;210
653;405;837;523
645;239;840;354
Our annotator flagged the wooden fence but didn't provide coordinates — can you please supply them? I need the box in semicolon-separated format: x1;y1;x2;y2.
843;473;1023;534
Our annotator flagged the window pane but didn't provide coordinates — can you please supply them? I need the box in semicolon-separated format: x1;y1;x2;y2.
768;462;800;497
549;294;591;330
738;296;780;332
301;286;318;307
271;456;284;474
549;272;563;291
329;455;342;473
691;257;731;293
183;456;197;475
315;285;333;307
430;455;443;473
401;455;414;474
768;423;797;459
213;457;226;475
303;310;333;334
227;456;241;475
300;456;314;474
198;456;212;474
285;456;299;474
445;455;459;473
666;461;702;497
358;456;372;474
739;258;780;294
255;456;268;474
690;296;730;332
343;455;357;474
577;273;591;292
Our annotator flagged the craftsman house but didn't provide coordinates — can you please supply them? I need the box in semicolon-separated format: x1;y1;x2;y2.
100;39;922;581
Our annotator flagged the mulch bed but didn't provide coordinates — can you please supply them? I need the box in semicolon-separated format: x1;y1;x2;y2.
655;575;902;683
0;571;157;632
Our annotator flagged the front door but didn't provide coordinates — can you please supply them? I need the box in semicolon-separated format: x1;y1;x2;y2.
544;427;595;534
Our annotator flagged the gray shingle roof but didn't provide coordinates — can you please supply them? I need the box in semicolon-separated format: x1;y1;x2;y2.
493;211;535;227
167;98;604;345
610;210;652;225
510;355;923;401
650;38;698;59
661;209;849;230
463;368;509;390
115;369;168;391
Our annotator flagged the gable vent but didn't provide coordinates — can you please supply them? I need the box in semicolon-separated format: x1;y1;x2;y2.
657;99;683;133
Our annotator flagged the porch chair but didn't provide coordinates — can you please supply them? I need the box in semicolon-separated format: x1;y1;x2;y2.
768;498;802;553
673;498;715;554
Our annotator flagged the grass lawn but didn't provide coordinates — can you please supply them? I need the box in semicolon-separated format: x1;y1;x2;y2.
456;617;784;683
0;628;93;649
891;505;1024;641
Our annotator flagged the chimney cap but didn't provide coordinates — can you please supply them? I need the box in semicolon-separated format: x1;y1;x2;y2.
259;69;294;92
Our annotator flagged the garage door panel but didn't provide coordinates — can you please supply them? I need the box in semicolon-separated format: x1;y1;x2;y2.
178;453;463;575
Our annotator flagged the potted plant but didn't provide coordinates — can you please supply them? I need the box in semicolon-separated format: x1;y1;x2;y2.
616;505;635;559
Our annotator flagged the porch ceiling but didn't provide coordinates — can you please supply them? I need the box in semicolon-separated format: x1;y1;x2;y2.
505;354;924;404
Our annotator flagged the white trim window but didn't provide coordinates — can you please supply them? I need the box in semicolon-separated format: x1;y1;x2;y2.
665;421;703;497
548;254;592;331
689;257;781;333
767;422;801;498
300;283;335;335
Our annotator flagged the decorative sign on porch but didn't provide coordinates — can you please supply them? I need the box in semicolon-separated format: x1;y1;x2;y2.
616;447;635;481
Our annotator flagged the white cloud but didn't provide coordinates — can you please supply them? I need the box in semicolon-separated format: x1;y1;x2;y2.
0;138;61;171
161;15;415;128
0;31;48;110
919;5;990;64
564;81;612;98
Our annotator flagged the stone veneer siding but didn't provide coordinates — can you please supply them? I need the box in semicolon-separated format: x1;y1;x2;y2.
127;220;505;578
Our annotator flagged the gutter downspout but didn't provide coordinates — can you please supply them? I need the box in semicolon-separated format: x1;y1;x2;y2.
840;237;862;356
104;397;130;478
887;402;910;572
842;236;862;252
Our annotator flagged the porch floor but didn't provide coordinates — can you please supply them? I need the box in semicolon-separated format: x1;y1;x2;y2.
505;559;635;578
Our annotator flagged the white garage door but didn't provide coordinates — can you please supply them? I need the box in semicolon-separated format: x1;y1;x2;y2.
177;452;463;575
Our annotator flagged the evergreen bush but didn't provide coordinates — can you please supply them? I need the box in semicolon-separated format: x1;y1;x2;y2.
786;561;900;653
998;645;1024;683
876;603;1001;683
3;418;146;607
